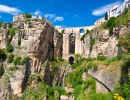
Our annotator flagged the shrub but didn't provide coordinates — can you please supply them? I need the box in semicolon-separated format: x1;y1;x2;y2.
74;85;83;98
104;17;116;33
97;55;106;61
90;36;95;51
74;54;82;63
8;66;19;71
93;64;98;71
86;57;95;62
23;13;32;18
119;31;130;53
14;56;22;65
71;62;79;69
21;56;30;65
18;38;21;46
20;82;47;100
0;49;6;60
104;59;112;66
87;62;93;69
0;65;4;77
7;54;14;63
10;28;15;37
6;44;14;52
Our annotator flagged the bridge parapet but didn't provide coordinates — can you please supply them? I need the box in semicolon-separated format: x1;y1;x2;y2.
55;25;96;34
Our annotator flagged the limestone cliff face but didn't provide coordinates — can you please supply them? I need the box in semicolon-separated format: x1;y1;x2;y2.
0;18;63;98
53;30;63;58
88;67;121;93
82;27;125;59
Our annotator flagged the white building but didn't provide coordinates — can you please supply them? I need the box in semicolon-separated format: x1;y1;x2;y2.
107;0;130;19
94;17;105;26
13;14;24;22
107;5;120;20
94;0;130;26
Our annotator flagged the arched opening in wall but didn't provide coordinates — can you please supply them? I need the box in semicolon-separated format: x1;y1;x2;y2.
69;33;75;54
80;29;85;35
69;56;74;65
62;30;65;34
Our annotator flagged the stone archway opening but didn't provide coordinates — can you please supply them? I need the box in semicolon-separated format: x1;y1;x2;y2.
80;28;85;35
62;30;65;34
69;56;74;65
69;33;75;54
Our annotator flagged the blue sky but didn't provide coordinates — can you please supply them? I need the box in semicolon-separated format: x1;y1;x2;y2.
0;0;123;27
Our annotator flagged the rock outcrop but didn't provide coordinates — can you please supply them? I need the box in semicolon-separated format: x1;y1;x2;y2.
0;18;63;98
88;62;121;93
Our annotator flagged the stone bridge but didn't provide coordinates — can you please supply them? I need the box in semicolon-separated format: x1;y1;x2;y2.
56;25;95;61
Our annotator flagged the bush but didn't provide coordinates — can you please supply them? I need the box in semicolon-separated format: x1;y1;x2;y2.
14;56;22;65
93;64;98;71
6;44;14;52
86;57;95;62
71;62;79;69
90;36;95;51
97;55;106;61
18;38;21;46
21;56;30;65
10;28;15;37
74;85;83;98
0;49;6;60
23;13;32;18
104;17;116;33
0;65;4;77
8;66;19;71
104;59;112;66
20;82;47;100
87;62;93;69
7;54;14;63
74;54;82;63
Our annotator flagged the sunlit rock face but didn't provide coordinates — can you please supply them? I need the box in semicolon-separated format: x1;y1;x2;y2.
0;18;56;98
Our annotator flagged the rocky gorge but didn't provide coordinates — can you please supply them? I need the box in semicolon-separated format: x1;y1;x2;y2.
0;9;130;100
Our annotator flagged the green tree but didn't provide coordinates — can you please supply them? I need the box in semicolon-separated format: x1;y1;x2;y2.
10;28;15;37
24;14;32;18
18;38;21;46
14;56;22;65
119;31;130;52
6;44;14;52
0;65;4;77
0;49;6;60
7;54;14;63
104;17;116;33
0;20;2;27
105;12;108;20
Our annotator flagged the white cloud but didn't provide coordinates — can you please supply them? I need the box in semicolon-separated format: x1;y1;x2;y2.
44;14;55;19
55;25;62;28
55;25;67;28
34;10;42;16
54;16;64;21
92;1;122;16
44;14;64;22
32;10;43;18
0;4;21;15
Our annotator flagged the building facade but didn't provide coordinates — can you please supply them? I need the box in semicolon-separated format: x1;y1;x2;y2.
13;14;24;22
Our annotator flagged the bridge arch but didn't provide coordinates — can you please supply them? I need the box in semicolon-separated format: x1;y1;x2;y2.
62;30;65;34
68;56;74;65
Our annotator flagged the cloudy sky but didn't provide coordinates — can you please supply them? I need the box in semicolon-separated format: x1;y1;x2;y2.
0;0;123;27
